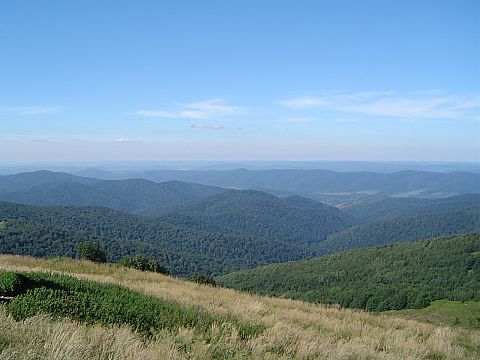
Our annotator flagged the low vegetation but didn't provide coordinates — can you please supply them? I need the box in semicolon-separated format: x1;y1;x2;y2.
0;254;478;359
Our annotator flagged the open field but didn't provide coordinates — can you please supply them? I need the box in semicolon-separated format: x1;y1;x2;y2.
0;254;479;359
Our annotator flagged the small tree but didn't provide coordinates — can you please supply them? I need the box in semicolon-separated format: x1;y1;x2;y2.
75;242;107;263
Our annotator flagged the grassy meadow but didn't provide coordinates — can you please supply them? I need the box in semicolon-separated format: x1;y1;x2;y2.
0;254;479;359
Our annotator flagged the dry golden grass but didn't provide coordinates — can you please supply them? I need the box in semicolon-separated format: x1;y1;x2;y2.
0;254;479;359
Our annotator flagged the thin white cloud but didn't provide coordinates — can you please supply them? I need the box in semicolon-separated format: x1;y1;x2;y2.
0;106;61;115
280;97;328;108
279;90;479;119
190;123;224;129
280;117;312;123
136;99;245;120
335;118;358;123
112;138;143;143
135;110;179;118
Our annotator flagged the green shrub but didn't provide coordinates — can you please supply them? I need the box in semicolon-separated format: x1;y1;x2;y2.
119;255;170;275
75;242;107;263
190;274;216;286
0;271;28;297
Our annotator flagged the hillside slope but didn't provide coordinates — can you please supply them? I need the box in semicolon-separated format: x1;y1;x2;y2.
218;233;480;312
0;254;478;359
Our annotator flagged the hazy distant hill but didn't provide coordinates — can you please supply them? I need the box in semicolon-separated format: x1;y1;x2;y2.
0;201;314;276
0;170;99;193
0;169;480;205
161;189;351;244
218;233;480;312
68;168;480;198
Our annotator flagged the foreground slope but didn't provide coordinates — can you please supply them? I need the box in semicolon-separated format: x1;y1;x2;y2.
218;233;480;311
0;255;478;359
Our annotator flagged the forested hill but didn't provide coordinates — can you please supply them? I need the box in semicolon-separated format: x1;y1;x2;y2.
218;233;480;312
68;168;480;196
342;193;480;224
0;177;226;216
0;201;315;276
160;190;351;244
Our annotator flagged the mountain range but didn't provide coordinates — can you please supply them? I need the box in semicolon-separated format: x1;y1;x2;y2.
0;170;479;277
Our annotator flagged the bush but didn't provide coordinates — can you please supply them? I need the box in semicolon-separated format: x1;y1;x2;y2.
119;255;170;275
190;274;216;286
0;271;28;297
75;242;107;263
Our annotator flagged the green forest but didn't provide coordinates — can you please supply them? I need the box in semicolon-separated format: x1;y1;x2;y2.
0;202;313;276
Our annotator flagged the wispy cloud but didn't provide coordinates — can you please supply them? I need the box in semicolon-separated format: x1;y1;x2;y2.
112;138;143;143
136;99;245;120
0;106;61;115
190;123;224;129
279;90;479;119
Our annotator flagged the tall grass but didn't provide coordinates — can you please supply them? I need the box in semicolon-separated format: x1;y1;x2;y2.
0;254;479;359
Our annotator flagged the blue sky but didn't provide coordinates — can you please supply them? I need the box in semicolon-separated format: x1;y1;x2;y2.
0;0;478;163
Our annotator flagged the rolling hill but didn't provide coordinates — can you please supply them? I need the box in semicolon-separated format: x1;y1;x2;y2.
218;233;480;312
